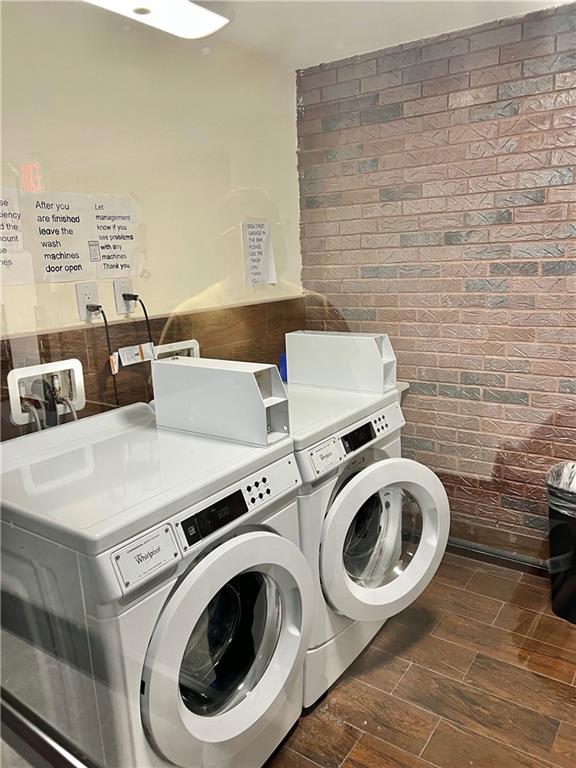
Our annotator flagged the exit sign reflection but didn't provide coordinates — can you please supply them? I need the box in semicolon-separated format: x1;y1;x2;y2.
19;162;44;193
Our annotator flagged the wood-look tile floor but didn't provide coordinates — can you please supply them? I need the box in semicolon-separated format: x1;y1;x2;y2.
266;553;576;768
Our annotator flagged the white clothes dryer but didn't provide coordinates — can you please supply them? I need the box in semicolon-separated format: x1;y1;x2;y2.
1;404;313;768
286;384;450;707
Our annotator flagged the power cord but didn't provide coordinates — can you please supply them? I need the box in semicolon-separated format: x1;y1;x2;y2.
122;293;154;347
87;304;120;407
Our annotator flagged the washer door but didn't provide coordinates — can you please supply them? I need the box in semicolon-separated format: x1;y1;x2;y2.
141;530;313;767
320;457;450;622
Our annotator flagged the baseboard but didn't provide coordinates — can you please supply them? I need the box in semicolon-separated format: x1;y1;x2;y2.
447;541;549;579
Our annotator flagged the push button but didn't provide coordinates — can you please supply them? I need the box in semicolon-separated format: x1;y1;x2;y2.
247;485;252;492
255;481;260;488
251;497;256;504
266;488;271;495
262;477;267;483
259;492;264;499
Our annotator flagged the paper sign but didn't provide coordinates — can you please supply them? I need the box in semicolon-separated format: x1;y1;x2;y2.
1;189;143;284
242;219;277;288
0;188;34;285
91;194;141;278
23;192;97;283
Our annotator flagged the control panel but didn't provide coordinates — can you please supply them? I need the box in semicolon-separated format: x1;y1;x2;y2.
175;453;301;553
299;401;405;484
107;453;301;595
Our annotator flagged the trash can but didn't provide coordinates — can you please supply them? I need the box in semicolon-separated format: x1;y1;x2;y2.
547;461;576;624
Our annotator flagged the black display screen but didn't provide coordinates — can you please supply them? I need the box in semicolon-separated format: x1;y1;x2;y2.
181;490;248;547
342;422;376;454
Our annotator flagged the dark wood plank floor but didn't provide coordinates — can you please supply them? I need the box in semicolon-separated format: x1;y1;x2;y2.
267;553;576;768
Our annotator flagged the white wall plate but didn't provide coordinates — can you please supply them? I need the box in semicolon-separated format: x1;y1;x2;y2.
7;358;86;426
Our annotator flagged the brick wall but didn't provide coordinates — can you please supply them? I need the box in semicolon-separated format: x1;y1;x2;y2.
297;3;576;565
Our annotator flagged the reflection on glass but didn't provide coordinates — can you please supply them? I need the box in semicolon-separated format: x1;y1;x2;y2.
343;486;423;588
179;571;281;716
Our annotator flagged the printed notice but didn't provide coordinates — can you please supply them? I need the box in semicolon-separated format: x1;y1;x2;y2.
0;188;34;285
23;192;97;283
14;191;143;283
242;219;277;288
91;195;141;278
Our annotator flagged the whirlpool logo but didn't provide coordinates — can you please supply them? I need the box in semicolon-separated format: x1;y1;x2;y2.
134;546;161;564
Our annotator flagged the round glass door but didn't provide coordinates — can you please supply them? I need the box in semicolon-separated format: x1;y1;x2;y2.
320;458;450;622
179;572;282;716
141;531;313;768
343;486;423;589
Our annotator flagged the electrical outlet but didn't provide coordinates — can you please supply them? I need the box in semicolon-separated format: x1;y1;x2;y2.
114;277;135;315
75;282;100;321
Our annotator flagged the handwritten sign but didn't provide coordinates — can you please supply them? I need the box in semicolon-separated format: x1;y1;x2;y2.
242;219;277;288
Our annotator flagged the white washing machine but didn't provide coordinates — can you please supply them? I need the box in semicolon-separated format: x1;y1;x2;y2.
286;383;450;707
1;403;313;768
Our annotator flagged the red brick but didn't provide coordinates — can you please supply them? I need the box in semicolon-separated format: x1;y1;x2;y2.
338;219;378;235
303;222;339;237
470;62;523;87
321;80;360;102
361;202;403;218
550;188;576;202
300;208;325;223
448;158;497;178
422;180;467;197
470;24;522;52
557;30;576;52
362;137;404;155
301;69;337;91
521;90;576;114
423;74;469;96
403;95;448;117
378;83;422;105
500;36;555;63
340;189;381;205
513;203;568;223
449;122;498;143
496;150;551;172
404;164;448;182
556;72;576;91
449;49;500;73
448;86;497;108
554;108;576;128
402;197;446;214
496;113;551;136
325;204;363;221
337;59;377;82
520;128;576;151
301;88;321;106
360;71;402;93
421;37;469;62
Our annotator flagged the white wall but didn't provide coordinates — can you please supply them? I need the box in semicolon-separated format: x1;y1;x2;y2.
1;1;302;335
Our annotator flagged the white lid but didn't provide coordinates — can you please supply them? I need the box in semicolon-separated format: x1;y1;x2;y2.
286;383;406;451
1;404;293;555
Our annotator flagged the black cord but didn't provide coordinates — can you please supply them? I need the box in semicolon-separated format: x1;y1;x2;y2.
123;292;154;347
137;298;154;347
88;304;120;407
